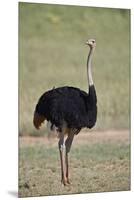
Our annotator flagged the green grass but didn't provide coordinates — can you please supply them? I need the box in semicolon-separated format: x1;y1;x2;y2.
19;3;130;135
19;136;130;197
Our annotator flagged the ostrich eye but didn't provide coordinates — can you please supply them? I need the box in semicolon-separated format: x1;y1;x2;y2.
92;40;95;43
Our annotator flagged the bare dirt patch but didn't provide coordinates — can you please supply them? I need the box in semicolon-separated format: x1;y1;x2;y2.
19;129;129;147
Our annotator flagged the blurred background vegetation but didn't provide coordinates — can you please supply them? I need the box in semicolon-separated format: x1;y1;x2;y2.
19;2;130;136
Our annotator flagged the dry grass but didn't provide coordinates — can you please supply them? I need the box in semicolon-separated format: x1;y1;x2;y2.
19;130;130;197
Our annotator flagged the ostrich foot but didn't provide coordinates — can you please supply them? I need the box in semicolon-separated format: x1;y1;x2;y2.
66;178;71;185
61;178;67;186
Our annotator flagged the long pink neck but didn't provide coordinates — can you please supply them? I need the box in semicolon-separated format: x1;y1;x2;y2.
87;47;94;87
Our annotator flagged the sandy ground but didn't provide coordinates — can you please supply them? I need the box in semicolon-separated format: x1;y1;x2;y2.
19;129;130;147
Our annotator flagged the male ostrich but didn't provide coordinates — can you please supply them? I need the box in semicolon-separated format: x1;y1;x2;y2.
33;39;97;185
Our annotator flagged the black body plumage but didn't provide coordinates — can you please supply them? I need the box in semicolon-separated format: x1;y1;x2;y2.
34;85;97;133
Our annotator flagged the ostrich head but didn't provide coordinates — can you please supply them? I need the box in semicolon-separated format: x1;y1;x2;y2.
86;39;96;48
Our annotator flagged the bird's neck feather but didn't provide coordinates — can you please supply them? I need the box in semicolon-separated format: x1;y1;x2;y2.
87;47;94;89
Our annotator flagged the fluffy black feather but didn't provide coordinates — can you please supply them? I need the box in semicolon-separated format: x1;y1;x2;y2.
34;85;97;133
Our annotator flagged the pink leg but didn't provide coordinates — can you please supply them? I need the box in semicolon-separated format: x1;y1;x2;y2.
65;132;74;184
65;152;70;184
59;149;66;185
58;133;66;185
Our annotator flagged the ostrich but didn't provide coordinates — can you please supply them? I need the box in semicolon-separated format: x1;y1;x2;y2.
33;39;97;185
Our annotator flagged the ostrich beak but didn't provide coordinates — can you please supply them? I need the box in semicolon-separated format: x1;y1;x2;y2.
85;41;89;45
33;112;45;129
